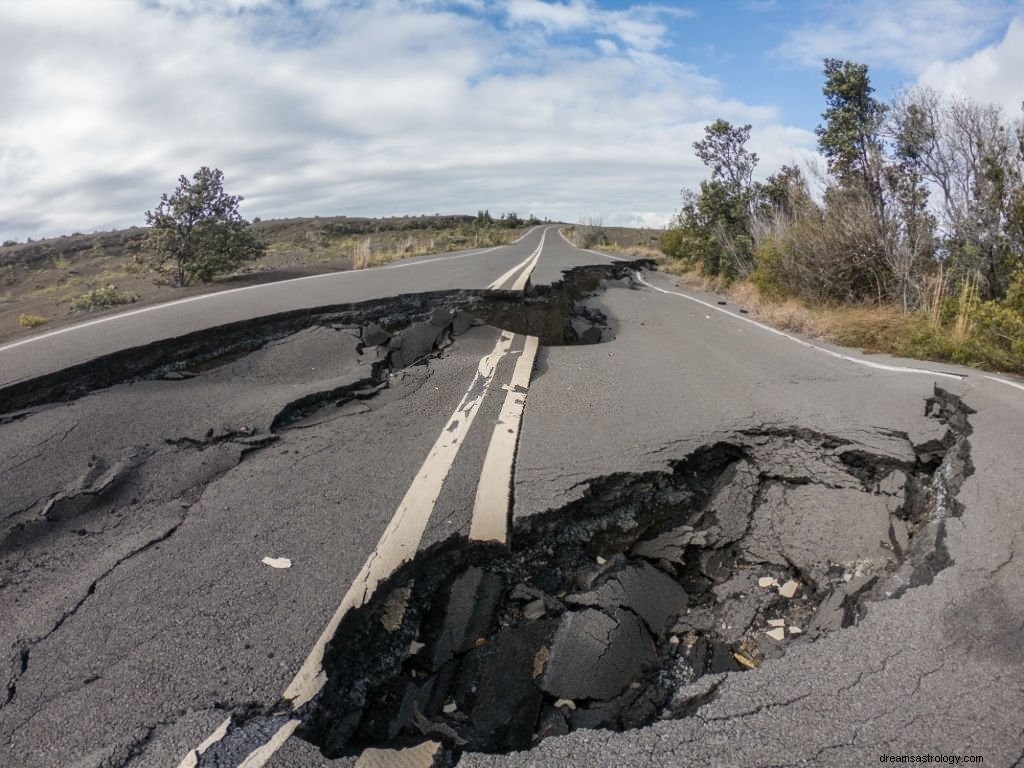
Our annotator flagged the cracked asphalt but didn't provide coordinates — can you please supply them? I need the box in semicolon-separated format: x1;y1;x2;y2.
2;226;1023;767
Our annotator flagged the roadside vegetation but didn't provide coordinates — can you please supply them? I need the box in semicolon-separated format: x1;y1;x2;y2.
660;59;1024;374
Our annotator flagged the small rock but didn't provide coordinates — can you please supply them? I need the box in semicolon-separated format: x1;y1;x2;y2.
758;576;779;588
442;702;458;714
361;322;391;347
668;635;680;645
554;698;576;711
430;308;454;327
765;627;786;641
261;557;291;569
523;599;546;621
778;580;800;598
532;645;550;679
409;641;426;655
767;618;786;628
596;556;607;565
789;625;803;636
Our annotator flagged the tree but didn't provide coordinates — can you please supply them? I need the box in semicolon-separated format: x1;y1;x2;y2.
145;167;264;286
891;87;1024;298
693;119;758;191
663;120;760;278
816;59;888;212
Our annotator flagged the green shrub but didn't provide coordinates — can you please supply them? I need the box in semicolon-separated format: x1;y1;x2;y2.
70;285;139;312
19;314;47;328
750;239;790;300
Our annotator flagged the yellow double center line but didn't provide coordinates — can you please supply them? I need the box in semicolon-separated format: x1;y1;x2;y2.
487;228;548;291
180;330;540;767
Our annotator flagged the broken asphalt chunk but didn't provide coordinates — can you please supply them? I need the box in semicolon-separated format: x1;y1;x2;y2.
361;322;391;347
541;608;656;702
583;561;689;636
355;741;445;768
430;567;504;670
454;619;555;752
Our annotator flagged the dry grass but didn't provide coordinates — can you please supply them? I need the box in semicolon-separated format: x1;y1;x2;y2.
666;265;927;355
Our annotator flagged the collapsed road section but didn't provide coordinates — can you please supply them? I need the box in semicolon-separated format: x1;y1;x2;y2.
0;263;641;754
0;261;649;415
275;389;971;762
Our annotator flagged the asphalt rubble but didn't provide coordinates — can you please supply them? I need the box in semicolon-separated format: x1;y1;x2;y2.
280;386;975;765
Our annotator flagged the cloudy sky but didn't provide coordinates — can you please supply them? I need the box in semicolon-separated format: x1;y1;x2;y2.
1;0;1023;242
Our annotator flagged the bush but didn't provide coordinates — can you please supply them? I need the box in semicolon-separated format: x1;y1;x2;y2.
19;314;47;328
70;285;139;312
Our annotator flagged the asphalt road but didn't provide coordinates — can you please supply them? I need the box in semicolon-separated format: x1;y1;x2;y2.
1;224;1023;768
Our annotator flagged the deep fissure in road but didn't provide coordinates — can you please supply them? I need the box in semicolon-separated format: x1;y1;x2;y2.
0;264;638;725
292;388;973;762
0;262;642;414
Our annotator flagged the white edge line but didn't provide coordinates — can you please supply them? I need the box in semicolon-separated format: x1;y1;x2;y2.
984;374;1024;392
635;272;966;380
0;245;511;354
554;226;629;261
469;334;540;543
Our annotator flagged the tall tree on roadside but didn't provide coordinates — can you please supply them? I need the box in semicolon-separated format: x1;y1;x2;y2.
661;120;761;278
145;167;264;287
816;59;888;212
693;119;759;191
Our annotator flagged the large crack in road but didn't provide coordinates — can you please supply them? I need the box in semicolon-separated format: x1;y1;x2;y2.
0;263;641;749
190;391;974;767
281;387;973;763
0;264;979;768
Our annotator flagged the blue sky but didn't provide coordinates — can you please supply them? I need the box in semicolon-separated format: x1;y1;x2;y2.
1;0;1023;241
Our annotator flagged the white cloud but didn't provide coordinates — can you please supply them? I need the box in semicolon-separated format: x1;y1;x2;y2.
0;0;806;240
919;16;1024;115
775;0;1015;75
505;0;592;31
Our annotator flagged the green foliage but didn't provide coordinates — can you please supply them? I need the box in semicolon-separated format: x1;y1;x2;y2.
815;58;888;206
693;120;758;188
19;313;46;328
70;285;139;312
662;120;761;279
750;239;790;300
145;167;264;286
